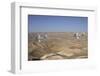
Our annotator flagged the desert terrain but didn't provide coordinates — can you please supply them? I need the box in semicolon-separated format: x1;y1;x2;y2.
28;32;88;61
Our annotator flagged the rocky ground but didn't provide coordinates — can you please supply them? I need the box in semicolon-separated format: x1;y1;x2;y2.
28;32;88;61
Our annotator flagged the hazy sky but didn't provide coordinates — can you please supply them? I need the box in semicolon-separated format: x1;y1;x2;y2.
28;15;88;32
